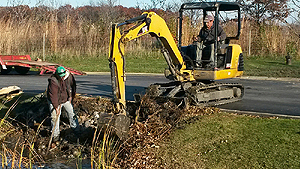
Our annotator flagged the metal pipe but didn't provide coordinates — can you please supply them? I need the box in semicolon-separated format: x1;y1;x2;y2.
178;9;183;48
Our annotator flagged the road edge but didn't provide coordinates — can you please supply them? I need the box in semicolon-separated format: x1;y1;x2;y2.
85;72;299;82
220;108;300;119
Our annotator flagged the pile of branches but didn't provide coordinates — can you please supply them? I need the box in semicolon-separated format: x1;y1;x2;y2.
1;94;115;163
115;96;219;168
1;92;219;168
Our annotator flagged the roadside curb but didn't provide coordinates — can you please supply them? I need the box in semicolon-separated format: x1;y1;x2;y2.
220;108;300;119
241;76;300;82
85;72;110;75
85;72;164;76
85;72;299;82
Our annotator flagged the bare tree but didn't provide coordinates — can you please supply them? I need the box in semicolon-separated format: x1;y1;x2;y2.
240;0;290;24
7;0;25;6
290;0;300;24
136;0;176;11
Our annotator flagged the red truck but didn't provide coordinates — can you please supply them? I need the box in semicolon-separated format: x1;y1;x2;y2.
0;55;85;75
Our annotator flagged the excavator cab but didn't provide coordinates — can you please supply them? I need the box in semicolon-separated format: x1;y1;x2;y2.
178;2;243;73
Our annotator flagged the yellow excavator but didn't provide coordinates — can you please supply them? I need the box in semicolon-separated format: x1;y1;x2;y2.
109;2;244;118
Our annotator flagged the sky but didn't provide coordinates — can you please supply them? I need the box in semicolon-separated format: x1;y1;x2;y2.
0;0;149;8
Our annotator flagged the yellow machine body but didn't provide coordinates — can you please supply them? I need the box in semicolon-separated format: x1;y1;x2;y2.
109;10;243;111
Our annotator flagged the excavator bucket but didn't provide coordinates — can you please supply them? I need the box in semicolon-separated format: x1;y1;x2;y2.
114;114;131;140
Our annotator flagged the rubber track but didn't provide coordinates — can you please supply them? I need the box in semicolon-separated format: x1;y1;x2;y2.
186;82;244;107
148;82;244;107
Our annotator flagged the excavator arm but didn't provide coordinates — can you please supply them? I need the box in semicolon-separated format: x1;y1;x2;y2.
109;10;244;114
109;12;189;112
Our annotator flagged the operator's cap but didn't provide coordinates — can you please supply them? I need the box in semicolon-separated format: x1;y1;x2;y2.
204;15;214;22
56;66;66;77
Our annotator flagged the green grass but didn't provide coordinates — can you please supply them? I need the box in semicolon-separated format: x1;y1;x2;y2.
155;112;300;168
44;51;300;78
46;54;111;72
244;56;300;78
45;50;167;73
125;50;167;73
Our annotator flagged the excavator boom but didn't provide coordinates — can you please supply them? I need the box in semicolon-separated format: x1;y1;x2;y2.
109;7;244;113
109;12;193;111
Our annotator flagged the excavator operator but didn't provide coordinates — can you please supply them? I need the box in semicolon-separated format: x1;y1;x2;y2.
194;15;226;68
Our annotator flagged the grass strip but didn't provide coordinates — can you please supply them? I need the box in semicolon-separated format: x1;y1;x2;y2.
244;56;300;78
45;50;167;73
45;52;300;78
155;112;300;168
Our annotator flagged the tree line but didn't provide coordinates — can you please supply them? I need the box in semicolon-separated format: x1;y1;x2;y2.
0;1;298;59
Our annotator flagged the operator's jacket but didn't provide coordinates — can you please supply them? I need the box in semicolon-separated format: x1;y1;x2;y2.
47;71;76;109
197;24;226;45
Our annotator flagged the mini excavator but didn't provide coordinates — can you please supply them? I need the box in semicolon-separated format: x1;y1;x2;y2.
109;2;244;128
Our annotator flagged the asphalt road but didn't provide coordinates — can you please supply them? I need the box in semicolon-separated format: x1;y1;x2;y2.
1;71;300;117
218;77;300;117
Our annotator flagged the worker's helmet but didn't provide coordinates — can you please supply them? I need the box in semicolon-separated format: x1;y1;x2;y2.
56;66;66;77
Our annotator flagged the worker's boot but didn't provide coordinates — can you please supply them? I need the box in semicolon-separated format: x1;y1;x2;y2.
72;126;82;141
